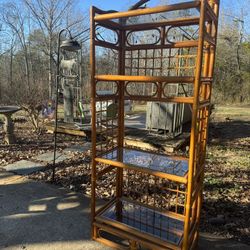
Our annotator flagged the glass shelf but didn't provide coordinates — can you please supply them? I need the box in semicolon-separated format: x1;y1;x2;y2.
96;198;184;246
96;147;188;182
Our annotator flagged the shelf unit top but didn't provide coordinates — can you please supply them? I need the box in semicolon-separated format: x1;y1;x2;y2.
95;147;188;183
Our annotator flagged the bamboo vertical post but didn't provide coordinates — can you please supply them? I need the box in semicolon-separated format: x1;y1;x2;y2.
183;1;206;249
195;0;220;243
90;6;97;239
116;20;126;199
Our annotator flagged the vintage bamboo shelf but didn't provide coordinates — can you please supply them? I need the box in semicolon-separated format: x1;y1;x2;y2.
90;0;220;249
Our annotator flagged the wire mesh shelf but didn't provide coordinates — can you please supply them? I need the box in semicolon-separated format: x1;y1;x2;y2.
96;198;184;246
96;147;188;182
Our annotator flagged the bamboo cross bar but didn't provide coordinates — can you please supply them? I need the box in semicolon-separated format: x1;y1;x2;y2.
95;74;195;83
94;1;201;21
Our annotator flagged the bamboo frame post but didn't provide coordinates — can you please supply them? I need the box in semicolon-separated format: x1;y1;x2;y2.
195;0;220;244
182;0;206;249
90;6;97;239
116;21;126;199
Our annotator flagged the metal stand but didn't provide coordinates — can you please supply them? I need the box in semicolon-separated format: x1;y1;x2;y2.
52;29;81;182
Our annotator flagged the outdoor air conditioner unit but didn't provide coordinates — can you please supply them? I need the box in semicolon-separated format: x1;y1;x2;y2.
146;84;192;137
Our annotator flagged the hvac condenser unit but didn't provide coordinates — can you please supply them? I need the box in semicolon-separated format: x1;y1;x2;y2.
146;84;192;137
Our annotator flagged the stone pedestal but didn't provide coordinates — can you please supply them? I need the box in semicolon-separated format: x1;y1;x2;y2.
3;114;16;144
0;106;21;145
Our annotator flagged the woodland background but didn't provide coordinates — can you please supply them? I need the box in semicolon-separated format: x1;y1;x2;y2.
0;0;249;112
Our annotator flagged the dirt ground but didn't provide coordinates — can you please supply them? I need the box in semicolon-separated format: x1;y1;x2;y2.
0;104;249;245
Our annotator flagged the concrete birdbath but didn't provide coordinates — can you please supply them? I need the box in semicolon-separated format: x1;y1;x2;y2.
0;106;21;144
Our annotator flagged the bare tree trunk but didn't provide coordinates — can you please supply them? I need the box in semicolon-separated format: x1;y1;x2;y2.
24;47;31;91
9;45;13;92
48;36;53;99
235;12;244;102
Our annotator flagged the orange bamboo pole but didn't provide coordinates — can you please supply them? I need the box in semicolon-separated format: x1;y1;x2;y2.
90;6;97;239
95;157;188;184
182;0;206;249
95;74;195;83
94;1;200;21
116;23;126;199
195;0;220;244
95;216;181;249
94;222;176;250
208;1;220;76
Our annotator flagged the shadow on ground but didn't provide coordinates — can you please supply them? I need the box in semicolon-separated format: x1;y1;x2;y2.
0;171;107;250
1;171;249;249
199;232;250;250
209;120;250;145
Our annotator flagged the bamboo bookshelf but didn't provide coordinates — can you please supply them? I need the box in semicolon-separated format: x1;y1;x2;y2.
90;0;220;249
